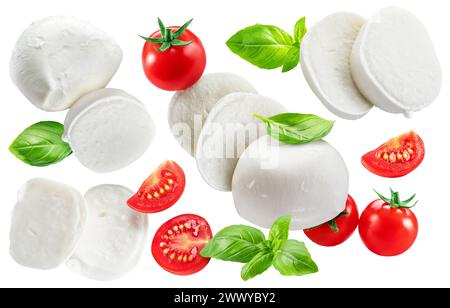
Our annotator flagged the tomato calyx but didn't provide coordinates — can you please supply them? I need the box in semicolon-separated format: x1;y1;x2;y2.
307;211;350;233
139;18;194;52
374;188;418;209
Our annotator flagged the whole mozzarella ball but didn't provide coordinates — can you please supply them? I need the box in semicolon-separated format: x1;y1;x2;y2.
232;136;349;230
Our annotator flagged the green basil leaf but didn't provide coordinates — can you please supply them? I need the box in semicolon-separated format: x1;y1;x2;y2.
255;113;335;144
281;46;300;73
201;225;266;263
9;121;72;167
294;17;307;42
273;240;319;276
226;24;294;70
269;216;291;242
241;251;273;281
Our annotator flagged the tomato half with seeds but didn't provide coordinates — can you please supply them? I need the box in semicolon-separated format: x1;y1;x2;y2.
127;161;185;213
362;131;425;178
152;214;212;276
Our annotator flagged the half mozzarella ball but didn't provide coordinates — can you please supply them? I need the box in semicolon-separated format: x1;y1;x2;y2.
10;178;86;270
10;16;122;112
232;136;349;230
67;185;148;281
196;93;287;191
168;73;257;156
64;88;155;173
351;7;442;116
301;12;373;120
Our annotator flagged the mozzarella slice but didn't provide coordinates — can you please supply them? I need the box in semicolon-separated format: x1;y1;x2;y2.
232;137;349;230
10;16;122;112
64;88;155;173
351;7;442;116
10;178;86;270
168;73;257;156
301;12;373;120
196;93;287;191
67;185;148;281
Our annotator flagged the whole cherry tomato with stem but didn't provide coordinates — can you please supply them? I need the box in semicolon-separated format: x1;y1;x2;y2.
140;18;206;91
359;189;419;257
304;195;359;247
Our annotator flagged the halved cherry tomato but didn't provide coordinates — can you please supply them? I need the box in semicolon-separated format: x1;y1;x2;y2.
304;195;359;247
359;189;419;257
152;214;212;276
362;131;425;178
127;161;185;213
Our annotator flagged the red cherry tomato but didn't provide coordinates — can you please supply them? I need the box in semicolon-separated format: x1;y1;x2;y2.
141;18;206;91
359;189;419;256
127;161;185;214
362;131;425;178
152;214;212;276
304;195;359;247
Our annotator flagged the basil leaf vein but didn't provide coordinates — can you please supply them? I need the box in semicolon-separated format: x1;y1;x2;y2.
269;215;291;242
255;113;335;144
273;240;319;276
9;121;72;167
241;251;274;281
226;24;294;70
201;225;266;263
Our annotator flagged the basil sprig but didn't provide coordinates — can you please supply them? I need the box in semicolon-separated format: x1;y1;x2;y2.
201;216;318;281
255;113;335;145
9;121;72;167
226;17;307;72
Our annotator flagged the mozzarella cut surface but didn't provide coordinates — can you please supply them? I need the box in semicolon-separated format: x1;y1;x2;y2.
301;12;372;119
10;16;122;111
232;137;349;230
351;7;442;116
168;73;257;156
67;185;148;281
10;178;86;270
196;93;287;191
64;88;155;173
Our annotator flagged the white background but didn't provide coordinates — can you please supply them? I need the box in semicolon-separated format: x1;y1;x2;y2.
0;0;448;288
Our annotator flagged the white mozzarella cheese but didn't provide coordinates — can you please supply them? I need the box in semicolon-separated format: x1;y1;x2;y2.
67;185;148;281
10;16;122;111
351;7;442;116
10;178;86;270
168;73;257;156
196;93;287;191
301;12;373;120
64;88;155;173
232;137;349;230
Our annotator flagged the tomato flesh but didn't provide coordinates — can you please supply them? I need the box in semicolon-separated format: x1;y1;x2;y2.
359;200;418;256
127;161;185;213
304;195;359;247
362;131;425;178
152;214;212;276
142;27;206;91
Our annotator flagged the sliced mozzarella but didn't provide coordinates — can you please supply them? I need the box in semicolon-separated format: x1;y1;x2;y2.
301;12;372;120
64;88;155;173
168;73;257;156
196;93;287;191
351;7;442;116
67;185;147;281
10;16;122;112
232;136;349;230
10;178;86;270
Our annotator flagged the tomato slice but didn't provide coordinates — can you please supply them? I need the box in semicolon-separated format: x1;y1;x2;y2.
362;131;425;178
152;214;212;276
127;161;185;213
